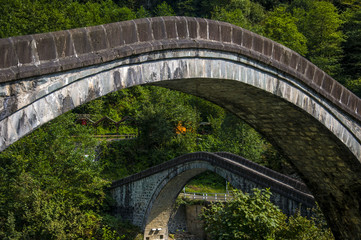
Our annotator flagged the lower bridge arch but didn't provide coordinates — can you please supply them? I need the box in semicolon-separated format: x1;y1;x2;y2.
109;152;314;240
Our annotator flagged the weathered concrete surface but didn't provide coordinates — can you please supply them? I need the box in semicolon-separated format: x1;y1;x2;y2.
109;152;315;240
1;17;361;239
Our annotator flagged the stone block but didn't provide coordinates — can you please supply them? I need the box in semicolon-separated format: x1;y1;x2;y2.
331;82;342;102
232;26;243;46
305;63;316;82
163;16;177;39
272;43;283;62
220;22;232;43
356;99;361;115
131;42;153;56
158;40;178;50
208;19;220;41
187;17;198;39
242;30;254;50
0;69;16;83
88;25;109;51
52;30;75;58
197;18;208;39
112;45;134;59
222;43;241;55
263;38;273;57
202;41;225;51
151;17;166;40
296;56;307;75
69;28;92;55
174;39;197;49
347;94;358;112
280;48;292;66
104;22;124;48
34;33;57;61
121;20;138;44
18;65;39;80
252;35;263;53
136;18;153;42
58;56;82;72
176;17;188;39
313;68;324;88
96;49;116;62
149;41;164;51
77;52;102;67
12;35;33;64
0;38;17;68
289;52;299;69
37;61;61;76
321;74;334;93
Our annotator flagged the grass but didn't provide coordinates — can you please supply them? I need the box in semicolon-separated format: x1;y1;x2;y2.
184;171;231;194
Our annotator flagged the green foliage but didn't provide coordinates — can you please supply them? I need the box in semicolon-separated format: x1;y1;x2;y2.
342;7;361;80
0;0;136;38
202;188;334;240
153;1;176;16
264;6;308;55
0;113;110;239
295;1;345;76
197;112;267;163
90;85;290;180
277;211;334;240
99;215;142;240
96;86;199;180
202;188;286;240
185;171;228;193
345;78;361;97
211;0;265;33
136;6;151;18
175;196;209;207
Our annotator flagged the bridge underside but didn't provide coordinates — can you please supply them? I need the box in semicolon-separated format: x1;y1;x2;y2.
155;78;361;239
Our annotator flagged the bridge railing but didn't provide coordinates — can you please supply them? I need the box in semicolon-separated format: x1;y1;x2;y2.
94;134;137;140
179;192;233;202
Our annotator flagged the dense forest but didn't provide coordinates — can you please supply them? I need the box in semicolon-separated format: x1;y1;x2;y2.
0;0;360;239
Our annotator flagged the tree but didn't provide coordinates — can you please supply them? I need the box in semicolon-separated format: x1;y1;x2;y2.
202;188;286;240
296;1;345;76
0;0;137;38
0;113;110;239
211;0;265;33
264;6;308;56
342;8;361;80
153;1;176;16
202;188;334;240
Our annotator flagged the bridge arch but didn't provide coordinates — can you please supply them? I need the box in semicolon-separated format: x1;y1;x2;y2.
110;152;314;240
1;16;361;238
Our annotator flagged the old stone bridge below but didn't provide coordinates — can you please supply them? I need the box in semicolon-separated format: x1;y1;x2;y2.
1;16;361;239
109;152;315;240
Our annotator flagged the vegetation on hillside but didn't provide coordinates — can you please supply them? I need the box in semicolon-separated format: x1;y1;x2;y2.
202;188;334;240
1;0;361;238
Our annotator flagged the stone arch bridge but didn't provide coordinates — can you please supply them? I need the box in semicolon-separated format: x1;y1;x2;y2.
109;152;315;240
0;16;361;239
